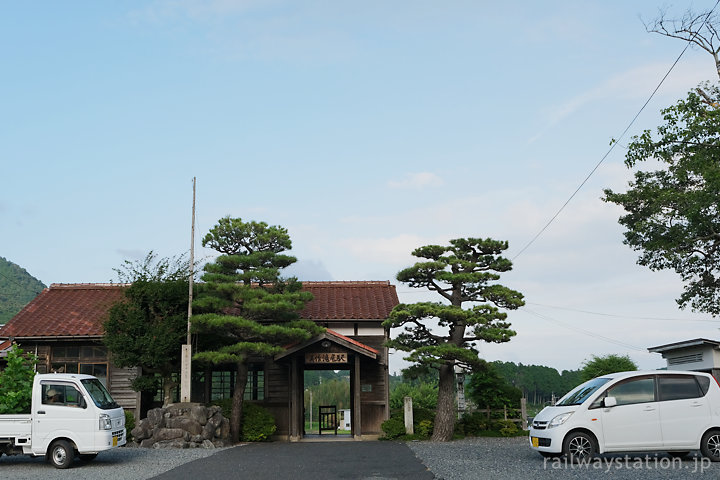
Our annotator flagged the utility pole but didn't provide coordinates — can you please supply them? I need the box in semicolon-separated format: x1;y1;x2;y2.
180;177;196;403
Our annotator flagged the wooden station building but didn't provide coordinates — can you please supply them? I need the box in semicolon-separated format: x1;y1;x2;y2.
0;281;399;440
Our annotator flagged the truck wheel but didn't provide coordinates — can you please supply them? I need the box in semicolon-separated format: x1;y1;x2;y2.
48;440;74;469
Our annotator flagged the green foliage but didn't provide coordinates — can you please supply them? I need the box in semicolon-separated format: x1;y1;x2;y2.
125;410;136;442
384;238;524;441
103;279;189;402
491;361;582;405
380;415;406;439
381;407;436;440
193;217;322;443
495;419;519;437
304;373;350;411
0;257;45;325
0;346;38;414
456;411;488;436
210;399;276;441
241;402;277;442
603;84;720;315
390;382;438;410
113;251;192;283
581;354;637;382
467;360;522;409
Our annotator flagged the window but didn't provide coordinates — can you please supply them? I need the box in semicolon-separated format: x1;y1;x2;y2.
244;365;265;401
658;375;702;401
211;371;233;401
210;365;265;401
606;377;656;406
41;383;84;407
51;344;108;386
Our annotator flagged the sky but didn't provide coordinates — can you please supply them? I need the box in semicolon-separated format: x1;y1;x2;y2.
2;1;719;375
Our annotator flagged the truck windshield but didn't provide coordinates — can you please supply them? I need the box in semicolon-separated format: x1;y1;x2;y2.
81;378;120;410
555;377;611;406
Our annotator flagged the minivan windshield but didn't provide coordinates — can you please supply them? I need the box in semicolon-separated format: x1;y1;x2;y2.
556;377;612;406
81;378;120;410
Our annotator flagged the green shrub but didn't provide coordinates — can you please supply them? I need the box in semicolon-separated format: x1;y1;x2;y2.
241;402;276;442
381;415;406;439
494;419;519;437
416;419;433;437
456;411;487;437
125;410;136;442
381;407;436;440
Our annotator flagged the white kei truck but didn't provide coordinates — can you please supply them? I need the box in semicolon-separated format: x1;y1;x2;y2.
0;373;126;468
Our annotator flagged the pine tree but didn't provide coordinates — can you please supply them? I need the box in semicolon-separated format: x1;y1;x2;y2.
192;217;323;443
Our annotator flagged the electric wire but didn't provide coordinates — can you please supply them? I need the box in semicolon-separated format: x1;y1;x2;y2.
521;308;647;352
511;1;720;261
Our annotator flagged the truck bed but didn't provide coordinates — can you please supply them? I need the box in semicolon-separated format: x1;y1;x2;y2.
0;415;32;439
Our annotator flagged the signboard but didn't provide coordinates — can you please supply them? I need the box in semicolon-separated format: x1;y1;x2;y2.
305;352;347;364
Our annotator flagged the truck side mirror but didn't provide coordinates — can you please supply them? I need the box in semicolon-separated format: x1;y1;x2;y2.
79;396;87;409
603;396;617;408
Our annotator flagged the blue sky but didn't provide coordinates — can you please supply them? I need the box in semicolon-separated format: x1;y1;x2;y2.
2;1;718;373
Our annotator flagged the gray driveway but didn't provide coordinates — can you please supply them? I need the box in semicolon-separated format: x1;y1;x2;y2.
150;441;434;480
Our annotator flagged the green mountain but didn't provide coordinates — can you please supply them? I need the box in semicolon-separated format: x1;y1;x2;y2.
0;257;46;325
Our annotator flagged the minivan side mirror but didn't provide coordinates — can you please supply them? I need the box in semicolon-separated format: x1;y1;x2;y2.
603;396;617;408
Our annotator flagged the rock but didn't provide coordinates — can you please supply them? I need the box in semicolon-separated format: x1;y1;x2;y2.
134;404;229;449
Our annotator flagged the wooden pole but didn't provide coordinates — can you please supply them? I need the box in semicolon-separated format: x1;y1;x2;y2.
180;177;196;403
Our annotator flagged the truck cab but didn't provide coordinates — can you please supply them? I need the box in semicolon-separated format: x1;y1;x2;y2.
0;373;126;468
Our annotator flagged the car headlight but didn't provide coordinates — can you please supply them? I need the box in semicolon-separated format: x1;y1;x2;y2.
99;413;112;430
548;412;573;428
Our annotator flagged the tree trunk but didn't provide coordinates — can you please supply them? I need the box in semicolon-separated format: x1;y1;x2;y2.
230;361;249;443
431;363;456;442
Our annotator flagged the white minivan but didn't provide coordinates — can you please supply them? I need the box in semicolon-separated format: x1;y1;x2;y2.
529;370;720;462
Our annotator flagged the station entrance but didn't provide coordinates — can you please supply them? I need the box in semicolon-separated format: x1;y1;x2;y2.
303;369;350;436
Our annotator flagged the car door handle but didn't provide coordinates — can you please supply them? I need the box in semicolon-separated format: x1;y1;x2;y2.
691;403;704;408
643;407;656;411
37;411;46;415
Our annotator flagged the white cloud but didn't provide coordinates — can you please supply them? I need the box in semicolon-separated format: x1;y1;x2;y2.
387;172;445;189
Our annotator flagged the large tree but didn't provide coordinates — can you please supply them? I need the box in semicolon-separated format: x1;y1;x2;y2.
104;252;192;406
192;217;323;443
580;354;637;382
603;85;720;315
384;238;524;441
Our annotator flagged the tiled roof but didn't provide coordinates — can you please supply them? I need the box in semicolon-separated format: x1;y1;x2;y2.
0;284;126;338
326;329;379;355
300;281;399;320
0;281;399;339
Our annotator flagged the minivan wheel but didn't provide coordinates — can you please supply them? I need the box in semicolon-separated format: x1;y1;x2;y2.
48;440;74;469
701;430;720;462
563;432;596;463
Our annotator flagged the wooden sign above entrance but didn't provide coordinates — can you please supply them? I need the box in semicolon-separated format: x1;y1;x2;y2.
305;352;348;364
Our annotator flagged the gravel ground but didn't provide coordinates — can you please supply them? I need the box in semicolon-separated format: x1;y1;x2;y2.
2;437;719;479
0;445;227;480
408;436;719;480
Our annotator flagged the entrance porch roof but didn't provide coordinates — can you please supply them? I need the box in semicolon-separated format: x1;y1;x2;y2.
275;329;378;361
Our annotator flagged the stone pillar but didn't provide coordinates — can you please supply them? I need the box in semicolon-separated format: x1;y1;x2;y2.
403;396;414;435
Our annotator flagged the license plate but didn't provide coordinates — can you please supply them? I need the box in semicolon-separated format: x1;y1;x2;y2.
531;437;539;447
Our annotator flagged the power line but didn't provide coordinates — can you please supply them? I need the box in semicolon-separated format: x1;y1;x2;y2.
511;1;720;261
525;302;720;323
521;308;647;352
